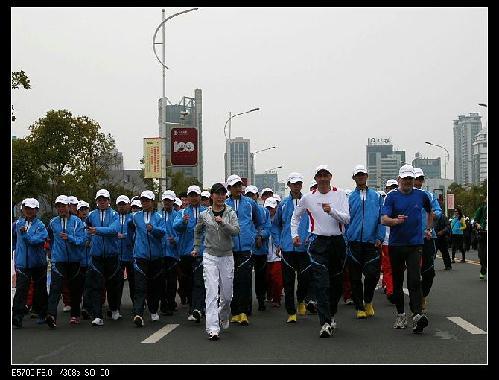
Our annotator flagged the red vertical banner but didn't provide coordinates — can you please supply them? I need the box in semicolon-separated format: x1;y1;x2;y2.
171;128;198;166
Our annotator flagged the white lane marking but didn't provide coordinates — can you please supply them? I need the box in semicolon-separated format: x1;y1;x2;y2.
141;324;179;343
447;317;486;335
403;288;409;295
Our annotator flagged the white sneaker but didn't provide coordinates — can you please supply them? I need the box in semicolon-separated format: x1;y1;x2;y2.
63;305;71;312
319;322;332;338
91;317;104;326
393;313;407;329
151;313;160;322
220;319;230;330
111;310;122;321
330;318;337;335
187;314;196;321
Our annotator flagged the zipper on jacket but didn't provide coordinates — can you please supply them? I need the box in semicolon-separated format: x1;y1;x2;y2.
23;219;30;269
146;211;152;261
63;217;70;264
360;192;365;242
101;210;106;259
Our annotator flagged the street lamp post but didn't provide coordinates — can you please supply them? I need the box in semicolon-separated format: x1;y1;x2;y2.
152;7;198;195
425;141;450;216
224;107;260;180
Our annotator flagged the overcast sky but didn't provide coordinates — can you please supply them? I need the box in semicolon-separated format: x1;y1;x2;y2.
11;7;488;190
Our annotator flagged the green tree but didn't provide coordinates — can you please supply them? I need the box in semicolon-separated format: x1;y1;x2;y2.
448;180;487;217
11;70;31;122
13;110;118;213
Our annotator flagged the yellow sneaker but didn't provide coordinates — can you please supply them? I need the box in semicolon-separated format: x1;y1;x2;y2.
421;297;427;312
297;302;307;315
365;303;375;317
239;313;249;326
356;310;367;319
230;314;241;323
286;314;297;323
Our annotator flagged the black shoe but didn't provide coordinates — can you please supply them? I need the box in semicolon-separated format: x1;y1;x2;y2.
461;259;466;263
306;301;318;314
106;310;112;318
180;297;187;305
46;315;57;329
12;316;22;329
193;309;201;323
412;314;428;334
444;266;452;270
81;309;90;320
208;332;219;341
258;301;266;311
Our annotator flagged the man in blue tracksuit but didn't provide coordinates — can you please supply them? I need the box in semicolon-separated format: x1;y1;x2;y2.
273;172;316;323
173;185;207;322
345;165;385;319
85;189;120;326
12;198;48;328
414;168;442;311
225;175;264;325
46;195;85;328
245;185;271;312
160;190;179;316
128;190;166;327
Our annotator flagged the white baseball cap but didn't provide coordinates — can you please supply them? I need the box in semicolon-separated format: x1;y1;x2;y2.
244;185;259;195
287;172;304;184
130;199;142;208
261;188;273;195
264;197;278;209
77;200;90;210
174;197;182;207
226;174;243;187
67;196;79;205
398;164;415;178
386;179;398;187
201;191;211;199
187;185;201;195
273;194;281;202
55;195;69;205
414;168;425;178
377;190;387;197
23;198;39;209
161;190;176;201
309;179;317;188
352;164;368;176
140;190;155;200
116;195;130;205
344;188;352;196
314;164;332;176
95;189;110;199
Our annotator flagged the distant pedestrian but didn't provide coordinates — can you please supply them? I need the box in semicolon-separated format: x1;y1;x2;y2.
450;208;466;263
474;196;487;280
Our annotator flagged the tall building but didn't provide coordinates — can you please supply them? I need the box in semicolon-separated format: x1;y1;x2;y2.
412;152;441;179
158;89;203;187
224;137;254;185
472;128;487;184
453;113;481;185
366;137;405;190
255;173;279;194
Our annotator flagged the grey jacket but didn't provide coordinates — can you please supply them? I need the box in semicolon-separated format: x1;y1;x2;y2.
194;206;240;257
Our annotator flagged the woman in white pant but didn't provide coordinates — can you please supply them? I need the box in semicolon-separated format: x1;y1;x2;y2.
192;183;240;341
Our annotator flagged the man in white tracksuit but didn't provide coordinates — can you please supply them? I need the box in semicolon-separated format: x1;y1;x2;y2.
192;183;240;341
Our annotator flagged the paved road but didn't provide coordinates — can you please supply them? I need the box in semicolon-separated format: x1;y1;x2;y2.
12;250;487;364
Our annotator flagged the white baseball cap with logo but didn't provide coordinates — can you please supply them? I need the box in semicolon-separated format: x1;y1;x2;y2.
352;164;368;176
116;195;130;205
187;185;201;195
130;199;142;208
55;195;69;205
273;194;281;202
201;191;211;199
414;168;425;178
314;164;332;176
261;188;273;195
244;185;259;195
386;179;398;187
77;200;90;210
226;174;243;187
174;197;182;207
67;196;79;205
264;197;278;209
398;164;415;178
95;189;110;199
161;190;176;201
309;179;317;188
24;198;39;209
287;172;304;184
140;190;155;200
